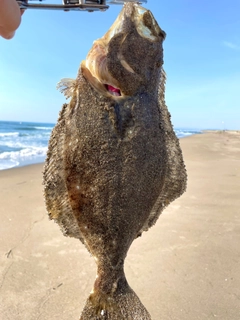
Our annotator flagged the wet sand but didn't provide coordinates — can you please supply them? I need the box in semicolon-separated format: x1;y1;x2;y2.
0;131;240;320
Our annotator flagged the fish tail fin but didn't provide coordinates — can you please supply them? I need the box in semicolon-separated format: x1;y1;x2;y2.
80;271;151;320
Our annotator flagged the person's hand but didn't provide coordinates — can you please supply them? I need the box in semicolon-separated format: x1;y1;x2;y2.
0;0;24;39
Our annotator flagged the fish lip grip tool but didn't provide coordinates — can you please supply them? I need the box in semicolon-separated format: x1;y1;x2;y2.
17;0;147;12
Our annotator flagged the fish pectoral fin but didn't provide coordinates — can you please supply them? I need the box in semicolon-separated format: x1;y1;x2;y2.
56;78;77;99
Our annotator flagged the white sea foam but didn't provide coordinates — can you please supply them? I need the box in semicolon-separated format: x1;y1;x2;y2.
0;161;19;170
0;132;19;137
177;131;193;136
175;129;201;138
0;147;48;170
0;121;55;170
34;126;52;130
0;147;47;161
0;140;43;149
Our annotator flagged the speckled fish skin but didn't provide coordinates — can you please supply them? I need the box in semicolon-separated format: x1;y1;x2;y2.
43;3;187;319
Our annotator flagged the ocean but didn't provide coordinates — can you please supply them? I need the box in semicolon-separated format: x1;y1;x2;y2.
0;120;201;171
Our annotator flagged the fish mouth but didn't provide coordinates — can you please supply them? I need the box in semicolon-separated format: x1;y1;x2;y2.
81;60;123;99
105;84;121;97
81;41;124;99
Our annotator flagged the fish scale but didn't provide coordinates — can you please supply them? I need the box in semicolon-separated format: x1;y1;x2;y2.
43;3;187;319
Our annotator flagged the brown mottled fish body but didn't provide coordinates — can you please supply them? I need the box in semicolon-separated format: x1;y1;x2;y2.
43;3;187;319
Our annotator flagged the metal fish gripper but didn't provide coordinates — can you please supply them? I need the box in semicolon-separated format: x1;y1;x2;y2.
16;0;148;12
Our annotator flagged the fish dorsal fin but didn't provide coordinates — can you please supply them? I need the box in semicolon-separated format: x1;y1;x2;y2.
56;78;76;99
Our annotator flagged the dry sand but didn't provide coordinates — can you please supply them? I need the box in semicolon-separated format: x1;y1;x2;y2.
0;131;240;320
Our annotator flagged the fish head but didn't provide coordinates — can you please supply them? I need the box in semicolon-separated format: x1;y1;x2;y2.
82;3;166;98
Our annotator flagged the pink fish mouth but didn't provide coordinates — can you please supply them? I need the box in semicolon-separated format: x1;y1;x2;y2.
82;40;124;99
105;84;122;97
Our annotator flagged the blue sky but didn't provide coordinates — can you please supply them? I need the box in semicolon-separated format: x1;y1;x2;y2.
0;0;240;130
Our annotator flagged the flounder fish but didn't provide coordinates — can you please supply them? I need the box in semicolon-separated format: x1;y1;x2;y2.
43;3;187;319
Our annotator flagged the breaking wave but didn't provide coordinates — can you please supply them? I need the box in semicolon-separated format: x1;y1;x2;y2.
0;121;201;170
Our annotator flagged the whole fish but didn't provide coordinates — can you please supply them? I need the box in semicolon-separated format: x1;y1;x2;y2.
43;3;187;319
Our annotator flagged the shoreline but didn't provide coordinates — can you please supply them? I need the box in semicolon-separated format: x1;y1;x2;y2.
0;161;45;173
1;129;238;173
1;130;240;320
0;128;202;172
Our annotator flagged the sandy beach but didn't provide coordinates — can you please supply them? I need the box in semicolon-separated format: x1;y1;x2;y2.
0;131;240;320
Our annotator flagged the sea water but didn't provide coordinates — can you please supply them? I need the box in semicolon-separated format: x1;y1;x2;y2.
0;121;54;170
0;120;201;170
